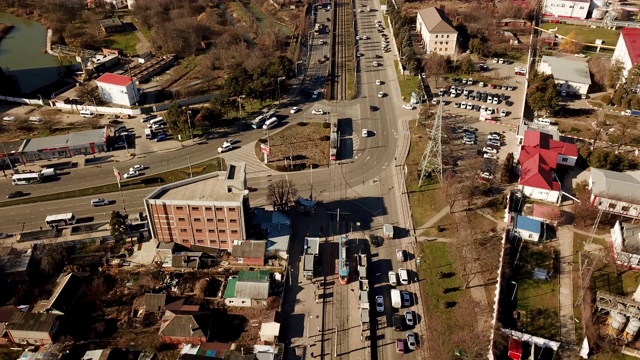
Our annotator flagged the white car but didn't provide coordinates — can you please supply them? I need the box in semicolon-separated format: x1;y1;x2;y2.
2;116;15;122
129;165;145;172
378;92;385;98
500;109;507;117
480;172;494;180
486;107;494;115
396;249;406;261
356;35;361;40
479;82;485;87
376;79;382;85
362;35;368;40
362;129;368;137
461;101;466;109
223;138;237;147
488;134;501;141
488;139;501;147
319;39;325;45
402;104;414;110
484;153;498;159
290;107;299;114
123;170;140;179
405;311;414;326
483;147;498;154
421;73;426;78
499;58;505;64
376;295;384;313
217;143;232;153
389;271;397;286
492;58;498;63
466;102;473;110
373;61;380;66
311;109;324;115
398;268;409;285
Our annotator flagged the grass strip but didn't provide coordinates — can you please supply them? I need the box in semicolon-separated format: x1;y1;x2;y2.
0;158;226;207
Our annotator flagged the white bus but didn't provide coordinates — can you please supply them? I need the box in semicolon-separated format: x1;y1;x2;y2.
262;117;279;130
45;213;76;227
12;173;42;185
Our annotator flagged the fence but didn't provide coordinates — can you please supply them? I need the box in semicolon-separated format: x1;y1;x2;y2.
0;95;43;106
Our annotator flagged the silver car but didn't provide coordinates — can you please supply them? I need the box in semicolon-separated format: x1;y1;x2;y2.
406;332;417;350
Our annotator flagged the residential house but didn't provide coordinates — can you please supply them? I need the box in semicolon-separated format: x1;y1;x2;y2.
230;240;266;266
82;348;158;360
259;310;281;343
99;18;124;34
0;248;33;282
165;299;201;313
5;312;59;345
513;215;546;242
252;209;291;259
145;163;249;252
0;307;21;344
499;18;532;28
179;342;233;359
538;55;591;96
611;220;640;270
33;272;86;315
542;0;591;19
589;168;640;218
95;73;139;106
158;310;211;345
612;28;640;80
144;293;167;314
517;130;578;203
224;270;271;307
155;242;188;267
171;252;204;271
415;7;458;56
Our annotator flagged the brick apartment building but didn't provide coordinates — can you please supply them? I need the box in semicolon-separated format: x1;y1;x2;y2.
144;162;249;251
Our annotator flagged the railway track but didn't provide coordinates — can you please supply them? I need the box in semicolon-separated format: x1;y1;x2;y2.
330;0;352;100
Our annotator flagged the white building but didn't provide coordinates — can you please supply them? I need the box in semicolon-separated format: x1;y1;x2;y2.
611;221;640;270
542;0;591;19
514;215;545;242
589;168;640;218
538;56;591;96
416;7;458;56
612;28;640;80
95;73;139;106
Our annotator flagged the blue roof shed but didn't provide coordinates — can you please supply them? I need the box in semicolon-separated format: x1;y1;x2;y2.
515;215;543;235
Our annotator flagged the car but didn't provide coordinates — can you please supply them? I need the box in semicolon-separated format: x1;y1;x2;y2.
454;102;460;108
312;109;324;115
406;332;417;350
499;58;505;64
91;198;110;207
356;35;361;40
362;129;368;137
376;79;382;85
378;92;385;98
376;295;384;313
357;51;364;57
402;291;411;307
488;134;501;141
7;191;26;199
290;107;299;114
474;105;481;111
402;104;415;110
462;78;468;85
373;61;380;66
463;139;476;145
460;101;466;109
389;271;397;286
456;87;463;95
492;97;499;105
141;114;155;122
501;109;507;117
486;95;493;103
480;172;494;180
507;85;514;91
224;139;238;147
123;170;140;179
421;73;426;78
317;59;322;64
483;147;498;154
479;82;485;87
2;116;15;122
398;268;409;285
561;90;567;96
217;143;232;153
312;91;319;99
490;83;497;89
489;131;502;136
486;107;494;115
484;153;498;159
487;139;501;147
319;39;325;45
396;339;405;354
466;102;473;110
432;98;439;105
362;35;369;40
468;78;474;85
396;249;406;261
405;311;414;326
129;165;146;172
492;58;498;63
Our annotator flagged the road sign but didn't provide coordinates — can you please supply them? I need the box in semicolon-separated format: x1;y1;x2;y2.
112;167;120;181
260;144;271;155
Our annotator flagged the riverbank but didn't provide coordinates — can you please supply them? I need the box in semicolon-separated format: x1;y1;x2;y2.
0;23;14;42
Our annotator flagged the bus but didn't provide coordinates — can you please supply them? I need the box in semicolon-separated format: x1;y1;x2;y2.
45;213;76;227
251;114;267;129
12;173;42;185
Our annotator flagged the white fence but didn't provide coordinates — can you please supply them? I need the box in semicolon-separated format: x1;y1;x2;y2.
51;102;140;116
0;95;43;106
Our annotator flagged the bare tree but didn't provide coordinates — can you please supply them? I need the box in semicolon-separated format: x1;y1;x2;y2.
40;109;62;132
38;244;66;274
76;82;102;106
443;170;462;213
609;117;639;151
572;181;597;228
267;179;298;210
558;31;583;54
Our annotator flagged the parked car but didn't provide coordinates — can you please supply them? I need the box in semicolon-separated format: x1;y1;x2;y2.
402;291;411;307
483;147;498;154
487;139;501;147
362;129;368;137
155;133;167;142
466;102;473;110
454;102;460;108
312;109;324;115
484;153;498;159
500;109;507;117
396;249;406;261
389;271;397;286
7;191;26;199
141;114;155;122
405;311;414;326
488;134;501;141
376;79;383;85
376;295;384;313
378;92;385;98
406;332;417;350
402;104;414;110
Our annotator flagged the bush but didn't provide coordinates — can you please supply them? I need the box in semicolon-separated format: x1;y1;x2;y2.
322;122;331;128
319;135;330;141
596;94;612;105
297;122;308;126
258;138;268;144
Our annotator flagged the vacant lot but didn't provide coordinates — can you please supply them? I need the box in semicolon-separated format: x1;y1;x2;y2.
540;23;619;47
255;122;330;170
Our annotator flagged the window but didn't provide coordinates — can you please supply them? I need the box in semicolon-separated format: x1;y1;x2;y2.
182;239;189;243
197;240;205;244
196;229;203;233
176;206;184;210
622;206;631;212
205;207;212;211
569;5;574;8
194;218;201;222
218;219;225;223
219;229;226;234
180;229;187;233
215;207;223;211
231;230;239;234
191;206;199;211
208;229;216;233
207;218;214;223
608;203;617;209
561;157;568;162
435;34;438;38
446;35;450;38
229;208;237;212
178;217;186;222
561;4;565;7
221;240;228;244
580;6;584;9
230;219;238;223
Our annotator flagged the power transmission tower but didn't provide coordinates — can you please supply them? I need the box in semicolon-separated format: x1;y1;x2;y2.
418;100;444;187
575;207;605;307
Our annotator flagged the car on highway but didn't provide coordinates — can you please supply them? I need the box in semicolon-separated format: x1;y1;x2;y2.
375;295;384;313
290;107;299;114
402;104;414;110
483;147;498;154
129;165;146;172
389;271;397;286
362;129;368;137
224;139;238;147
7;191;26;199
376;79;382;85
217;143;232;153
311;109;324;115
406;332;417;350
90;198;110;207
378;92;385;98
123;170;140;179
405;311;414;326
402;291;411;307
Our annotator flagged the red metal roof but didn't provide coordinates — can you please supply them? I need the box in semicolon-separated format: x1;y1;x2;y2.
96;73;133;87
508;338;523;360
523;130;578;158
519;152;560;191
622;28;640;66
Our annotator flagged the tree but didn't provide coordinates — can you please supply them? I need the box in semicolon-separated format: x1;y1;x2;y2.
526;71;561;115
76;82;102;106
558;31;583;54
459;55;475;75
423;54;448;87
110;210;127;244
608;117;639;151
468;38;483;56
267;179;298;210
607;61;624;89
443;170;462;213
40;109;62;132
499;152;515;183
38;244;66;274
572;181;597;228
164;102;190;139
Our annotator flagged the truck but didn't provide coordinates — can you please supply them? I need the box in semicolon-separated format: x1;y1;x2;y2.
623;110;640;116
329;123;338;161
40;168;56;177
390;289;401;309
383;224;394;239
357;253;367;280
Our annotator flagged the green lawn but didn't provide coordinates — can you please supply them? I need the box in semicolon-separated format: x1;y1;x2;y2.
540;23;620;47
394;60;422;102
244;1;293;36
104;32;139;55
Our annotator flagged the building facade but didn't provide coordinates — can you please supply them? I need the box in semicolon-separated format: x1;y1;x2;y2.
612;28;640;80
542;0;590;19
415;7;458;56
589;167;640;218
18;128;108;162
145;163;249;252
5;313;59;345
95;73;139;106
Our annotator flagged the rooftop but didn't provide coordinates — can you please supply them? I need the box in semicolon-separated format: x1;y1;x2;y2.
45;272;86;314
144;293;167;313
6;312;58;333
99;18;122;27
20;128;107;153
515;215;543;234
231;240;266;259
416;7;457;33
523;130;578;157
621;28;640;66
516;123;559;140
159;311;209;339
539;56;592;85
590;167;640;204
146;172;244;204
304;237;320;255
238;270;270;282
0;249;32;274
518;149;559;191
96;73;133;87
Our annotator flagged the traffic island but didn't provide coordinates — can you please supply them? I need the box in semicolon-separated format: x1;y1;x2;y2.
254;122;330;171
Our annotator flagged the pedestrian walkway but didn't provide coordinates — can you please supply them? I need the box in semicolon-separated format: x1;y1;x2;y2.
217;140;279;179
555;226;577;348
414;205;450;238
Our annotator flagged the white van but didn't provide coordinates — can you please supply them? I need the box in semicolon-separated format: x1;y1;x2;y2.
398;268;409;285
144;128;153;139
262;117;278;130
80;110;96;118
148;117;165;127
534;117;551;125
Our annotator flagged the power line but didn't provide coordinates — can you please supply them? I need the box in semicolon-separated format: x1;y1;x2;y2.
418;100;444;186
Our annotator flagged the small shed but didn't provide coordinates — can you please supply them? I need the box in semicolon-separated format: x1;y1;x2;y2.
514;215;545;242
259;310;281;344
230;240;266;266
144;293;167;313
99;18;124;34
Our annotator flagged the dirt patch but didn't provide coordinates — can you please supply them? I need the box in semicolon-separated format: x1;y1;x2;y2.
256;122;330;170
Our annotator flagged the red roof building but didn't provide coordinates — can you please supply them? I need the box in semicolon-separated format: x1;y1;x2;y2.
95;73;132;87
613;28;640;80
95;73;138;106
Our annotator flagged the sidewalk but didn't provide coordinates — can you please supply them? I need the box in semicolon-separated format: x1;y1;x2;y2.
555;226;577;350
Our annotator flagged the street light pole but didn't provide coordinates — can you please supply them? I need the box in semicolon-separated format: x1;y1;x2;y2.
277;77;286;106
186;110;193;141
238;95;246;121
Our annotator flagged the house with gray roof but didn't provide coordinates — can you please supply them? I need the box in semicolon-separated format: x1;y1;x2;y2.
538;56;591;96
19;128;107;162
33;272;86;315
589;168;640;218
230;240;266;266
158;310;211;345
224;270;271;307
416;6;458;55
5;312;59;345
611;220;640;269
